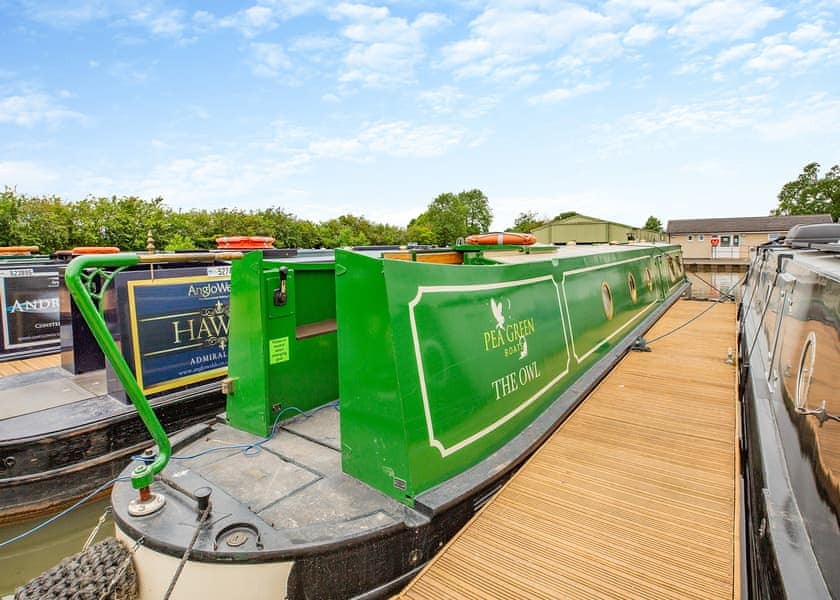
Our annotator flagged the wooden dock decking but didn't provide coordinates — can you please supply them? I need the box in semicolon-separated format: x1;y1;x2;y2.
399;300;739;600
0;354;60;377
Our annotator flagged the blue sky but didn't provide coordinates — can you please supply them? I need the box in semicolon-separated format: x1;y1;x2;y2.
1;0;838;230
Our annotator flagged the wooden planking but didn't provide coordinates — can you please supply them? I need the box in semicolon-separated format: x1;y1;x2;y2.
399;300;739;600
0;353;60;377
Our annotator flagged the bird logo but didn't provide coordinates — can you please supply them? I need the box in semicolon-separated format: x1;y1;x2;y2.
490;297;505;330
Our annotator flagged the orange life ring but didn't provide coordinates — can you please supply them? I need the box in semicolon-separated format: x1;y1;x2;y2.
215;236;276;249
71;247;121;254
464;232;537;246
0;245;39;255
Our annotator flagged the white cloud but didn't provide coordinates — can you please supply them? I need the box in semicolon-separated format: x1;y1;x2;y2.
594;95;769;153
603;0;703;21
194;1;324;37
529;81;611;105
744;29;840;71
0;161;60;189
668;0;784;44
790;20;832;43
217;5;277;37
412;12;451;31
0;93;84;127
24;2;193;40
310;121;468;160
745;43;806;70
756;93;840;141
417;86;499;118
329;3;445;87
250;42;292;77
23;1;112;27
714;43;756;67
623;23;659;46
134;153;312;210
440;4;609;82
129;7;186;38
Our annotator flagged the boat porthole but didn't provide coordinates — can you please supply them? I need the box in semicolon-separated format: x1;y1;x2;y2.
627;273;638;303
795;332;816;410
601;282;614;320
644;268;653;292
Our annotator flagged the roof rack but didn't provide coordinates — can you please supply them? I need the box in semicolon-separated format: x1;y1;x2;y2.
785;223;840;251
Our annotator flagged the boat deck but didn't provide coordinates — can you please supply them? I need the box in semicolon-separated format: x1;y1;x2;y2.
398;300;740;599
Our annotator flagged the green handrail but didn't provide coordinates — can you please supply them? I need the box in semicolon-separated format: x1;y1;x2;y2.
65;251;241;490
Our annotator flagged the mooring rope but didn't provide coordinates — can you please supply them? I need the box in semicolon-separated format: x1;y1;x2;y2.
646;275;745;347
162;505;212;600
83;507;112;552
0;476;129;549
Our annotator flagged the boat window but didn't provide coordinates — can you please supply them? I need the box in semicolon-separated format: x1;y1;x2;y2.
687;235;693;242
627;273;637;303
733;235;740;247
795;332;816;410
601;282;614;320
644;268;653;291
698;234;704;241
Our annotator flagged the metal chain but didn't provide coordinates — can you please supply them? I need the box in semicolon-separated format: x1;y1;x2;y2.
83;506;112;551
98;536;144;600
163;505;212;600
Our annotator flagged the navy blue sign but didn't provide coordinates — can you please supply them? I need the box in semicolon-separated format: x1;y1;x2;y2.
0;267;60;351
126;275;230;394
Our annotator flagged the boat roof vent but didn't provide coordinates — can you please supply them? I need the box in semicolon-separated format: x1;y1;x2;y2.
785;223;840;249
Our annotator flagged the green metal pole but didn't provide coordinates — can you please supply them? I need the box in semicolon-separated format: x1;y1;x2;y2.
64;253;169;490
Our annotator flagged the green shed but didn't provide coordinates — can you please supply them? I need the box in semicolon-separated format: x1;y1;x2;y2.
532;213;667;245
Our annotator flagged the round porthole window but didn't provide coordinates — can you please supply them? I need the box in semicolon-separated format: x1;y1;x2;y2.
644;268;653;292
795;332;816;410
627;272;638;303
601;282;614;320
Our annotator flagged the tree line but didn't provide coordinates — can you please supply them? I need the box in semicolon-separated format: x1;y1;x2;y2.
6;162;832;255
0;188;495;254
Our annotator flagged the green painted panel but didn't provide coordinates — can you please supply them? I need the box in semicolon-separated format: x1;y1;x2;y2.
408;274;568;456
226;253;339;436
336;244;683;504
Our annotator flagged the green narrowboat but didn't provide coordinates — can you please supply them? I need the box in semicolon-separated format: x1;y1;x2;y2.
63;241;686;599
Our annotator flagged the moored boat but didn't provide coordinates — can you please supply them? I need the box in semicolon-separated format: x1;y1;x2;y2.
0;250;236;523
65;241;687;598
739;223;840;599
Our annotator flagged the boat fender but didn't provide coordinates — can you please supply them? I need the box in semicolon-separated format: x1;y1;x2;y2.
14;537;138;600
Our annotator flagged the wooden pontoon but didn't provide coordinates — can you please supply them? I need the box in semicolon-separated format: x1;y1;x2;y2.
399;300;740;599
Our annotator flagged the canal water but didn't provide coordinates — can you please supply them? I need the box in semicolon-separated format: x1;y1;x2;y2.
0;496;113;596
685;269;744;302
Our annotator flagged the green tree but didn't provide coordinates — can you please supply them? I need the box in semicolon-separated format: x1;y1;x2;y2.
164;233;198;251
772;162;840;221
553;211;579;221
511;211;546;233
643;216;663;232
425;189;492;246
0;188;21;247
